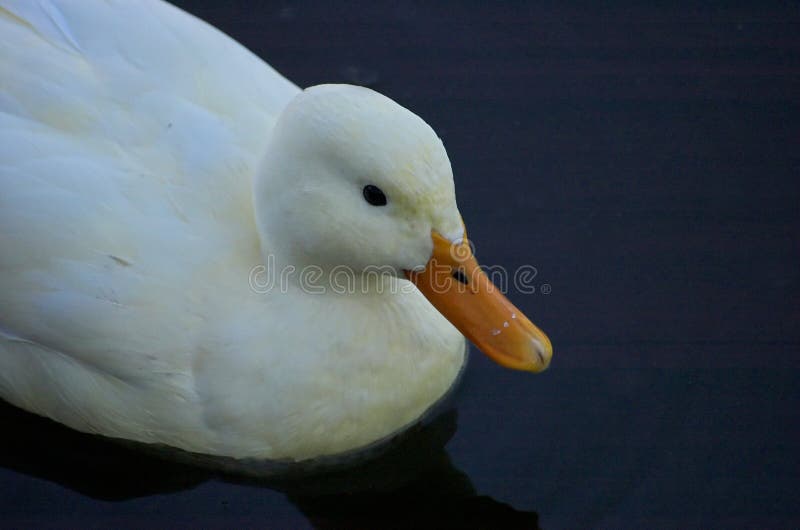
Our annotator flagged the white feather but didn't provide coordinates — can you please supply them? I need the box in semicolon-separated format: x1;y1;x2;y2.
0;0;465;461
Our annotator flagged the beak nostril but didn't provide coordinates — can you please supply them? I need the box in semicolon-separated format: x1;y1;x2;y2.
452;268;469;285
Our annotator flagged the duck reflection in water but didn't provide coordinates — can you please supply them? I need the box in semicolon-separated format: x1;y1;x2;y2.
0;400;539;529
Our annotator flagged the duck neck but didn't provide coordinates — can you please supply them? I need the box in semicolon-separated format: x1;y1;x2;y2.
251;227;401;298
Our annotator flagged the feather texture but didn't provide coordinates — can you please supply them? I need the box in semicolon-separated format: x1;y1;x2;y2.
0;0;465;461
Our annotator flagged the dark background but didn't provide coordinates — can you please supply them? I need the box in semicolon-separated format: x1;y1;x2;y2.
1;2;798;528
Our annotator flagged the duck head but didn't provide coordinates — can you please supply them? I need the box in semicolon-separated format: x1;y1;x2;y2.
254;84;552;372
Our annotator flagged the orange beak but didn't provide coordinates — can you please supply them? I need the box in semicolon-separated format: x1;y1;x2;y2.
404;229;552;372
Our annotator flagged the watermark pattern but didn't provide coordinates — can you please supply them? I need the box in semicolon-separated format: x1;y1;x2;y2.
249;253;551;296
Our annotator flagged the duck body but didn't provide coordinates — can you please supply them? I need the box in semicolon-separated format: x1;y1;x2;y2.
0;0;465;462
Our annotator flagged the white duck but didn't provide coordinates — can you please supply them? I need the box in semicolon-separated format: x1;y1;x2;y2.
0;0;552;463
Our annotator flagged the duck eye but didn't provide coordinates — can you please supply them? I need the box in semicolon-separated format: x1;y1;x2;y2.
362;184;387;206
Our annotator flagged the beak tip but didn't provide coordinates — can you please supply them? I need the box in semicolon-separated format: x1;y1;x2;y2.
530;337;553;373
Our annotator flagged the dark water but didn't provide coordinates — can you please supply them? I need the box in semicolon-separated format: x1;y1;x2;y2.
2;2;798;528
